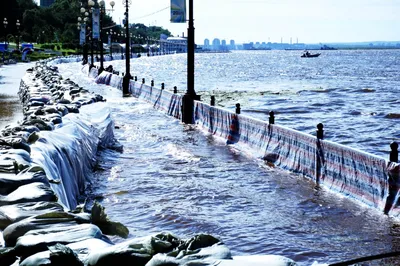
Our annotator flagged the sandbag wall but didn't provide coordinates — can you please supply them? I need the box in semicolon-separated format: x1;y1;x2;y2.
0;60;270;266
94;70;400;217
0;62;119;265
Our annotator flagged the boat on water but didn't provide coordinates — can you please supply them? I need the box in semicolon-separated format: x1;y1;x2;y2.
301;51;321;58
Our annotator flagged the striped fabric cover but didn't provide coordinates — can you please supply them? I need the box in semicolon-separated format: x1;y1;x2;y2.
95;71;112;85
386;163;400;215
318;140;389;210
129;81;182;119
193;101;399;215
93;72;400;216
88;67;98;79
109;75;123;89
194;102;236;142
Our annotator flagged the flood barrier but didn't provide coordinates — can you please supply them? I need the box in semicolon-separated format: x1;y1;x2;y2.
93;69;400;217
0;60;298;266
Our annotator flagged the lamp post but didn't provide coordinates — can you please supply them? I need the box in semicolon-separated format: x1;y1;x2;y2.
97;0;115;73
3;18;8;63
182;0;199;124
77;16;84;63
122;0;132;96
15;19;20;51
98;0;105;73
3;18;7;44
106;31;111;59
88;0;95;70
79;6;89;64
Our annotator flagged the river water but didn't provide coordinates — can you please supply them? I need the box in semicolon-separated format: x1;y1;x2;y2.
1;50;400;265
119;49;400;157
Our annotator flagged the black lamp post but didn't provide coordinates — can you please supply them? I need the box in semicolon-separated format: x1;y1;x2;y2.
182;0;199;124
122;0;132;97
97;0;105;74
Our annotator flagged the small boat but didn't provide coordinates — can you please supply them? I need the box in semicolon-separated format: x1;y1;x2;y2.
301;52;321;58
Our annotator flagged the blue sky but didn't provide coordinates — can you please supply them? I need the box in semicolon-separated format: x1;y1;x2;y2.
35;0;400;44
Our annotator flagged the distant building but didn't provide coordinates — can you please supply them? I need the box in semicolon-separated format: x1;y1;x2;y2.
242;42;254;50
229;40;236;50
40;0;55;7
221;40;228;50
166;37;187;53
212;38;221;50
204;39;210;49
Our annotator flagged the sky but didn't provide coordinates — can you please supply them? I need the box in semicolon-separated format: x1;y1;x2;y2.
35;0;400;44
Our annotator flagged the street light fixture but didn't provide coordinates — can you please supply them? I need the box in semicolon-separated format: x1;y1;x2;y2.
122;0;132;97
79;6;89;64
15;19;20;51
3;18;8;44
88;0;95;70
182;0;199;124
3;18;8;63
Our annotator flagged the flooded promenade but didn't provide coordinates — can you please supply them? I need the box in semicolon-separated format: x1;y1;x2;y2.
0;51;399;265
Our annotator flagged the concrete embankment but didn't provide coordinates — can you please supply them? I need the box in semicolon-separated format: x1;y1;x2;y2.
0;61;296;266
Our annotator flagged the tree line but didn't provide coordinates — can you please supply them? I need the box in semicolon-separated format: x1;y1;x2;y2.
1;0;172;49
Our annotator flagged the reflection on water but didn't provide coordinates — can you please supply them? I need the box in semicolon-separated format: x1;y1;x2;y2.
0;63;33;129
0;85;24;129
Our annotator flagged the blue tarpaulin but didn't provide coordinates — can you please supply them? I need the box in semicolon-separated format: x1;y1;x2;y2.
0;43;8;52
21;43;34;50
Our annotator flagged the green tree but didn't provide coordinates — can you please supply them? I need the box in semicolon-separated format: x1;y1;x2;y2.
2;0;173;49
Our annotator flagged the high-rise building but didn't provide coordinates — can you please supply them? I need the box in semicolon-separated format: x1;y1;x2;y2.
204;39;210;49
40;0;55;7
212;38;221;50
229;40;236;50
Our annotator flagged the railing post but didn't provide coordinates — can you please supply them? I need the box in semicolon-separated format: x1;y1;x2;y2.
210;95;215;106
269;111;275;124
173;86;177;94
235;103;241;114
390;142;399;163
317;123;324;140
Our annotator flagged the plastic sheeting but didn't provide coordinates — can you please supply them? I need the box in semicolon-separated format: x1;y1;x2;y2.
18;66;116;210
30;104;114;210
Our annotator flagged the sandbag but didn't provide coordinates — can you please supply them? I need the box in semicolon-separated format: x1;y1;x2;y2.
0;201;64;230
